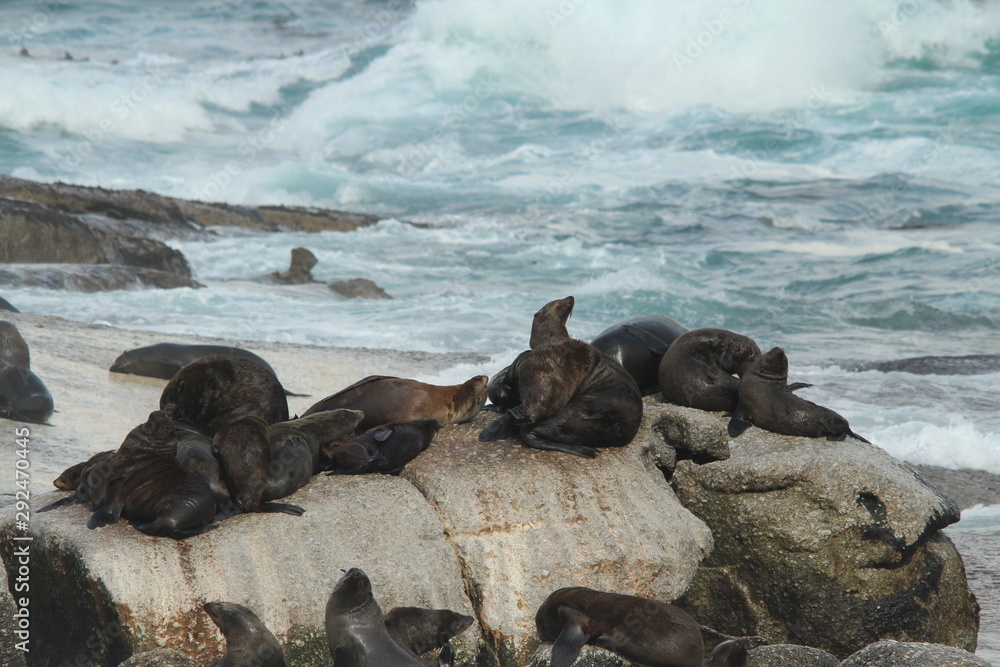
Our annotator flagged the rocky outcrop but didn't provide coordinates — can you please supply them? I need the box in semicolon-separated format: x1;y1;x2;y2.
0;264;202;291
672;412;980;658
748;644;839;666
270;247;319;284
328;277;391;299
118;650;194;667
1;577;27;667
839;640;991;666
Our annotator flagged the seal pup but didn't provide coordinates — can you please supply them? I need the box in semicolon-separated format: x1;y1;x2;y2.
705;639;749;667
267;409;365;477
303;375;487;432
535;587;704;667
213;416;304;516
383;607;474;659
658;328;761;412
160;356;289;435
175;426;237;516
0;321;54;424
728;347;870;443
480;297;643;458
325;568;426;666
324;420;438;475
590;313;689;395
204;601;286;667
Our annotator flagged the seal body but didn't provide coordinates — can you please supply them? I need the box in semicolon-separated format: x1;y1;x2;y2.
383;607;474;658
658;328;761;412
214;416;272;512
111;343;279;381
535;587;704;667
303;375;487;432
175;426;235;515
160;356;288;435
325;568;425;666
481;297;643;458
266;409;365;478
204;601;286;667
729;347;870;443
0;321;53;423
590;313;689;395
706;639;749;667
324;420;438;475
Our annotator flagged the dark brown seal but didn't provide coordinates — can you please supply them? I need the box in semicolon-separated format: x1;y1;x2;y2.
658;328;761;412
0;321;54;424
383;607;474;659
324;419;438;475
302;375;487;432
266;409;365;477
160;356;288;435
535;587;704;667
590;313;689;395
213;416;304;516
706;639;749;667
204;601;286;667
325;568;425;666
480;296;643;458
728;347;871;443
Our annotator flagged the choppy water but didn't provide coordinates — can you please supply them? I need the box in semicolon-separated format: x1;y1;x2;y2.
2;0;999;658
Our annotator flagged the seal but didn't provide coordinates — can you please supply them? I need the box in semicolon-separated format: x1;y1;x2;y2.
204;601;286;667
658;328;761;412
591;313;689;395
535;587;704;667
174;425;237;516
160;356;289;435
383;606;474;659
706;639;749;667
324;420;438;475
0;296;18;313
480;297;643;458
263;409;364;498
52;450;115;493
325;567;425;666
213;416;304;516
0;321;54;424
302;375;487;432
728;347;871;443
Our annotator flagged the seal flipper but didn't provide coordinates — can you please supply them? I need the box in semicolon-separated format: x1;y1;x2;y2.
520;430;598;459
551;607;592;667
786;382;813;392
621;324;669;356
848;430;872;444
257;501;305;516
479;413;518;441
88;479;124;528
373;426;394;443
438;640;454;667
39;493;81;512
727;399;752;438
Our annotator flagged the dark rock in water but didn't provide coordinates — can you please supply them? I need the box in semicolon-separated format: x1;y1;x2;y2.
0;296;18;312
270;247;318;284
328;277;391;299
0;264;202;292
748;644;839;666
119;649;195;667
913;465;1000;511
672;411;979;659
846;355;1000;375
839;640;991;666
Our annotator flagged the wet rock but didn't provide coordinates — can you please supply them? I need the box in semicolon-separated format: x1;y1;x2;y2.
0;264;202;292
270;247;318;284
118;649;195;667
839;640;991;666
0;296;19;312
328;277;391;299
748;644;839;666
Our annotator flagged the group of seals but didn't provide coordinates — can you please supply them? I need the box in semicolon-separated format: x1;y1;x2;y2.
0;321;54;423
481;296;644;458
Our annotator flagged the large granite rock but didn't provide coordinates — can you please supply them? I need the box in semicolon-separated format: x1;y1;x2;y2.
118;649;194;667
1;574;27;667
672;412;980;658
400;407;717;666
839;640;991;666
748;644;839;666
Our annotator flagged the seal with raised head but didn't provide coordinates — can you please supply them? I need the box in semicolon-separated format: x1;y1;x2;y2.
657;328;761;412
590;313;689;395
535;587;704;667
480;296;643;458
728;347;871;443
0;321;54;424
324;420;438;475
204;601;286;667
160;356;288;435
325;567;425;666
303;375;487;433
213;416;304;516
383;606;474;659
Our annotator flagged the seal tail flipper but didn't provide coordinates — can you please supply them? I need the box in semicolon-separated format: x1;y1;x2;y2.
283;389;311;397
727;398;752;438
786;382;813;392
39;494;81;512
479;413;518;441
551;607;591;667
257;502;306;516
848;430;872;444
520;431;597;459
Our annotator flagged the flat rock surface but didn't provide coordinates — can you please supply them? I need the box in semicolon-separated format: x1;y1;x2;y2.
839;640;992;666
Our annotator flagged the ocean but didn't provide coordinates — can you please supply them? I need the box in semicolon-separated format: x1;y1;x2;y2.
1;0;999;660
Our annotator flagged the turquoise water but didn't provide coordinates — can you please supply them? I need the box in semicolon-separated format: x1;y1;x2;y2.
2;1;1000;656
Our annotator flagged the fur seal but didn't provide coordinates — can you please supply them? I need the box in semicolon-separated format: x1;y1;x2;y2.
263;409;364;498
204;601;286;667
590;314;689;395
0;321;54;424
657;328;761;412
383;607;474;659
0;296;18;313
52;450;115;493
302;375;487;432
535;587;704;667
729;347;871;443
174;425;237;516
325;568;426;666
160;356;288;435
213;416;304;516
324;420;438;475
706;639;749;667
480;297;643;458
